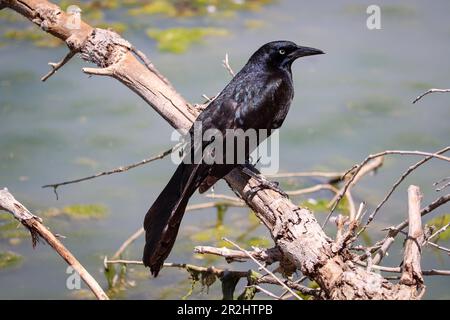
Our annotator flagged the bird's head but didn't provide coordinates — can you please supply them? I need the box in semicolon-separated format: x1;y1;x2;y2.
250;40;324;71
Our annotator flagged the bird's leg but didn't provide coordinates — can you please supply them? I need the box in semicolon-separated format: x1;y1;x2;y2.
241;165;288;198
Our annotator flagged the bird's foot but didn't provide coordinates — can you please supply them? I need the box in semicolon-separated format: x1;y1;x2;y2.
242;167;289;198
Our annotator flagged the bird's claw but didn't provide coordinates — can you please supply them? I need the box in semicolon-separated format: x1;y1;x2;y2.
242;167;288;198
249;179;289;198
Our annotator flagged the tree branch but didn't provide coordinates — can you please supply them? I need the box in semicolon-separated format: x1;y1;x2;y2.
399;186;425;297
0;188;108;300
413;88;450;104
42;143;182;198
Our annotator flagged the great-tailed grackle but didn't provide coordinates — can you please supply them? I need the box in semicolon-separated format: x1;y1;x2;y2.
143;41;324;276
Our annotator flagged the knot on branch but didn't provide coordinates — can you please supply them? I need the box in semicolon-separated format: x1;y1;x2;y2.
34;3;61;30
80;28;130;68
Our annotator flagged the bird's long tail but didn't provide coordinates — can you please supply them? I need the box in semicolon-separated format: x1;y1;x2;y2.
143;162;200;276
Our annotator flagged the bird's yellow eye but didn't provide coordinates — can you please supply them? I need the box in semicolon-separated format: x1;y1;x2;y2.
279;49;286;55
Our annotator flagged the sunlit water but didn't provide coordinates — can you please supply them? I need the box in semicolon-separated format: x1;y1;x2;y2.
0;0;449;299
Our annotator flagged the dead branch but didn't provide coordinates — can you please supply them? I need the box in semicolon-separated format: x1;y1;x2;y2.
370;193;450;264
324;150;450;227
286;184;338;196
356;146;450;237
402;187;424;280
413;88;450;104
222;237;302;300
253;285;281;299
110;199;246;261
268;171;343;180
105;258;319;297
41;50;76;81
0;188;108;300
222;53;235;77
355;263;450;276
194;246;282;264
42;143;182;198
399;186;424;297
324;157;383;226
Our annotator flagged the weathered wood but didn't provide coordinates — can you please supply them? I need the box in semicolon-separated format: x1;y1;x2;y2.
399;185;425;298
0;188;108;300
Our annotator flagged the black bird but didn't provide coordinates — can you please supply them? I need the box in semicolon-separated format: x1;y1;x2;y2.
143;41;324;276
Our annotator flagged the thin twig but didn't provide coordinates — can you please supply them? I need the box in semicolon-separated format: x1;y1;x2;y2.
222;237;302;300
286;184;338;196
426;222;450;243
413;88;450;104
205;193;243;203
194;246;281;264
253;285;281;300
41;50;76;82
323;150;450;228
202;94;213;102
354;262;450;276
42;143;182;198
268;171;343;179
110;199;247;262
434;176;450;187
277;276;308;300
356;146;450;237
369;193;450;264
435;181;450;192
426;241;450;254
112;227;144;260
105;258;318;296
222;53;235;77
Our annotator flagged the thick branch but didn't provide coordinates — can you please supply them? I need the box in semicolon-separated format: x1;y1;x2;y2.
399;186;425;298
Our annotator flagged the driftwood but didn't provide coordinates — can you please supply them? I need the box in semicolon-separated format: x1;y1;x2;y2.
2;0;449;300
0;188;109;300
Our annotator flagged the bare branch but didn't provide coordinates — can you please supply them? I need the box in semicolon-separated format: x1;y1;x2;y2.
324;149;450;227
111;227;144;260
0;188;108;300
268;171;343;179
357;146;450;237
105;258;319;297
426;241;450;254
370;193;450;264
435;181;450;192
41;50;76;81
413;88;450;104
426;222;450;244
355;263;450;276
400;186;424;288
110;199;247;261
82;67;113;76
286;184;338;196
253;285;282;299
42;143;182;198
194;246;281;264
222;53;235;77
222;237;302;300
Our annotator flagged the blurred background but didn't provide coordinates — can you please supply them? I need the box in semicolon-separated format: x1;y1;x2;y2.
0;0;449;299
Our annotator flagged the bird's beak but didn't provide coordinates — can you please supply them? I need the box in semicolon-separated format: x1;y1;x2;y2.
289;46;325;59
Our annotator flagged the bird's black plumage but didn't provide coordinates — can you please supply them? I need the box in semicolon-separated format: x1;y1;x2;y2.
143;41;324;276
